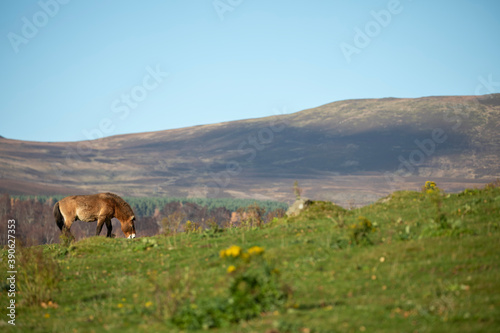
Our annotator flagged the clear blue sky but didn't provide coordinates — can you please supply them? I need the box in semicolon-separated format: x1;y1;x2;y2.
1;0;499;142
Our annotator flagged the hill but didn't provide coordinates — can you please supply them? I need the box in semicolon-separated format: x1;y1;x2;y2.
1;182;499;332
0;94;499;206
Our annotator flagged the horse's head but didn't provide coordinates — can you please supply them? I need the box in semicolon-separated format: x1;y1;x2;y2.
121;215;136;239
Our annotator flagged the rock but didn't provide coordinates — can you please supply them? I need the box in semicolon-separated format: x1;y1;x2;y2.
286;198;312;217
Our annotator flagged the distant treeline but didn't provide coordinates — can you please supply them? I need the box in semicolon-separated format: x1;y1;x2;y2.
11;195;288;217
1;194;288;246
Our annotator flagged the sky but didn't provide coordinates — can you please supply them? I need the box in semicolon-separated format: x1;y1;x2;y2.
1;0;499;142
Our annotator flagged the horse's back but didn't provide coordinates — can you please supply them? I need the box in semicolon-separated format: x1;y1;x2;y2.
58;193;114;222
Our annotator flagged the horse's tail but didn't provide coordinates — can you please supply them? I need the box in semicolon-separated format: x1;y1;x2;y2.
53;202;64;231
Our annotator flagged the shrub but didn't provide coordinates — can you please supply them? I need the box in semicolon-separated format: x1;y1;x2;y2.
183;220;201;234
349;216;378;245
426;181;436;189
238;204;266;229
161;211;185;235
171;245;289;329
420;218;474;238
200;220;225;239
423;180;438;192
293;180;303;200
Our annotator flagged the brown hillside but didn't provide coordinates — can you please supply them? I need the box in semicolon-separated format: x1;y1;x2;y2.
1;94;498;206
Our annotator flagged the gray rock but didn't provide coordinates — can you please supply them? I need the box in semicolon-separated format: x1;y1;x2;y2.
286;198;312;217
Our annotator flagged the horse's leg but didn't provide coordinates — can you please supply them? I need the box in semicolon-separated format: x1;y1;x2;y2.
62;219;75;241
96;217;106;236
105;219;113;237
56;203;75;241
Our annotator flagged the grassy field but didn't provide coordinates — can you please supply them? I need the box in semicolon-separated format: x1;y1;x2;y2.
1;182;499;332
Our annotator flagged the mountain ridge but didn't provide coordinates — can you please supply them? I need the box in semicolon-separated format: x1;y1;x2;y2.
1;94;499;206
0;94;491;144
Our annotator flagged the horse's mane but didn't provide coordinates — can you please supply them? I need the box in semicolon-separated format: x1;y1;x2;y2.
103;193;134;217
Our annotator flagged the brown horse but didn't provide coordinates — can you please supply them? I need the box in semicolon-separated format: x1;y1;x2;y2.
53;192;136;239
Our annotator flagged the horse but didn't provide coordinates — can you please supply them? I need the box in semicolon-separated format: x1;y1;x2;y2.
53;192;136;239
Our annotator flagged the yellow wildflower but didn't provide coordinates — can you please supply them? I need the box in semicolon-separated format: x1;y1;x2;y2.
227;265;236;273
145;301;153;308
247;246;265;256
424;181;438;191
117;303;124;308
221;245;242;258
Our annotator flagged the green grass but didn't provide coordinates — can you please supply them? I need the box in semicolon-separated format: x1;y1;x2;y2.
1;184;499;332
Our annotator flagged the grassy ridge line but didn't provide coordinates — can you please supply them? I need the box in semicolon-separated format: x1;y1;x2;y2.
1;184;499;332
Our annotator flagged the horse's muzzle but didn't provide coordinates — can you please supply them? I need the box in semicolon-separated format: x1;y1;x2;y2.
128;233;136;239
